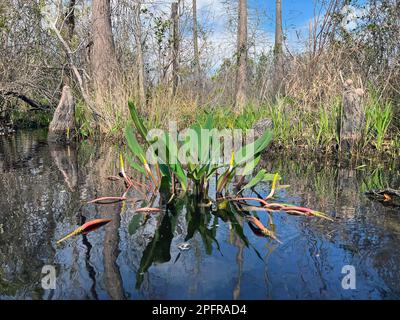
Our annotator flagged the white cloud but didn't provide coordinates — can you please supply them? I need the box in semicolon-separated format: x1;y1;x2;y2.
340;5;367;32
142;0;274;70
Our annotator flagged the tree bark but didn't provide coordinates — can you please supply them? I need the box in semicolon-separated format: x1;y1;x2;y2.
66;0;76;43
63;0;76;86
50;22;101;120
171;2;179;97
339;79;365;154
192;0;201;97
48;85;76;143
273;0;284;96
235;0;248;112
91;0;119;98
134;1;146;110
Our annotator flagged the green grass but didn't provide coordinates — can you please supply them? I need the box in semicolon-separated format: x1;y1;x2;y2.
364;92;393;151
75;100;95;139
195;104;269;130
72;90;399;156
196;94;397;155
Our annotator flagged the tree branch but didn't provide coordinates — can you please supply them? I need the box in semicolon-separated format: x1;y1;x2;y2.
49;22;103;121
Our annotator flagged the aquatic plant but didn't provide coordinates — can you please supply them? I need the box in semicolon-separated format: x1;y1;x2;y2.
363;89;393;151
57;219;112;244
125;100;274;196
57;101;333;248
122;100;332;240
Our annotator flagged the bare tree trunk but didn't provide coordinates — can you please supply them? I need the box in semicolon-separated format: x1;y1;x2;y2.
134;1;146;111
50;22;101;121
192;0;201;97
49;0;76;143
235;0;248;112
48;85;75;143
91;0;119;100
171;2;179;97
273;0;284;96
66;0;76;43
63;0;76;86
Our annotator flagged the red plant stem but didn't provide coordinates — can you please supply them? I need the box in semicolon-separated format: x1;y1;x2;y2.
120;165;134;188
247;216;267;230
88;196;127;204
265;203;284;210
156;163;161;187
282;206;312;213
240;205;270;211
228;197;269;207
135;207;161;213
285;210;310;216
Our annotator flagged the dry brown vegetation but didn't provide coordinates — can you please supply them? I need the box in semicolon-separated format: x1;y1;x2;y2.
0;0;398;150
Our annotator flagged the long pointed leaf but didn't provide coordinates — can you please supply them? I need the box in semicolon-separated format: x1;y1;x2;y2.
128;100;148;142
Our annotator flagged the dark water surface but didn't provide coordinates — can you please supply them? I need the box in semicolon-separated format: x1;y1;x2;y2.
1;130;400;300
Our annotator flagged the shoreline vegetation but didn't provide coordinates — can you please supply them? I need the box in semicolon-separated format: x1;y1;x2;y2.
5;92;400;159
0;1;399;158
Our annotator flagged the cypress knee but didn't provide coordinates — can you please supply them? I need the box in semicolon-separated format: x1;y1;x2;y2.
48;85;76;143
339;79;365;154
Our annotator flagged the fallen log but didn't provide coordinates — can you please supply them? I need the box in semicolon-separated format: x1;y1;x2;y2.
365;188;400;207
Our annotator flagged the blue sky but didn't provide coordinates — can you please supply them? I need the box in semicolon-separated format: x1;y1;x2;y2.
250;0;316;34
192;0;321;65
145;0;367;68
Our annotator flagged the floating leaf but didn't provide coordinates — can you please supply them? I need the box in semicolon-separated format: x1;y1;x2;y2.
88;197;127;204
135;207;161;213
246;216;279;242
57;219;112;244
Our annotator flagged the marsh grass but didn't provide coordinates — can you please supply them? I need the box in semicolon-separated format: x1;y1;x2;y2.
73;84;398;156
364;94;393;151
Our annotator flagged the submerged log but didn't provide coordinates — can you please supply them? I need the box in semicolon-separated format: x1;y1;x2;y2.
365;188;400;208
48;85;76;143
339;79;365;154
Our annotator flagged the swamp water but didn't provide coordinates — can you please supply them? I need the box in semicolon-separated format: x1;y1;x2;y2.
0;129;400;299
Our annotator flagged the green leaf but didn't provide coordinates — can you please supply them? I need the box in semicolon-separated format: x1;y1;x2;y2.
128;100;148;142
216;168;235;193
126;155;146;175
204;114;214;130
172;162;188;192
241;169;268;190
239;154;261;176
160;133;187;192
254;130;273;154
262;173;281;181
235;130;273;166
125;125;146;162
226;203;249;247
